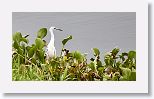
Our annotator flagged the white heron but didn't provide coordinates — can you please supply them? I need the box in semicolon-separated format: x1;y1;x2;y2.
46;26;63;60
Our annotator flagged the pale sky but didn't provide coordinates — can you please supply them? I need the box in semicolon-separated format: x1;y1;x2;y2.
12;12;136;60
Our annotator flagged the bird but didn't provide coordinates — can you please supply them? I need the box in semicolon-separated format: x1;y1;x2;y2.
46;26;63;61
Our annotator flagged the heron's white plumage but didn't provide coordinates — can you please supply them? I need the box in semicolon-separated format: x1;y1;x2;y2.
46;27;56;59
46;26;62;60
46;44;56;59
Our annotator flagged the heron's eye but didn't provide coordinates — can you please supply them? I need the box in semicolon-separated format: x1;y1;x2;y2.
54;27;56;29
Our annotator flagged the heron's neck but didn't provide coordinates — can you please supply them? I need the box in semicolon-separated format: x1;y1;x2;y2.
49;30;55;46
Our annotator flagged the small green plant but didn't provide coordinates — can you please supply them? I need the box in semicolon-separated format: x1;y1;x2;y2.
12;28;136;81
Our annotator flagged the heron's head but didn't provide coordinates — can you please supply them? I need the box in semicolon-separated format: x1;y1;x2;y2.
49;26;63;31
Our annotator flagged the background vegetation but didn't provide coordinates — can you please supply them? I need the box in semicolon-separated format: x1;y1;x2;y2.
12;28;136;81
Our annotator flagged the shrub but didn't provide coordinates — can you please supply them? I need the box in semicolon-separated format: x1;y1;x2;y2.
12;28;136;81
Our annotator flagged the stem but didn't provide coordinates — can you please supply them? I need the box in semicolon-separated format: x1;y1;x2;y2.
60;45;64;57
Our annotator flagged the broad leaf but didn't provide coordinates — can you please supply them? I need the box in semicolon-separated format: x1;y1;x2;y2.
111;48;119;56
62;35;72;46
120;67;131;80
129;71;136;81
26;46;31;51
96;60;102;67
97;67;104;72
88;62;95;70
13;32;22;42
37;28;47;39
37;50;45;63
93;48;100;56
13;40;19;49
35;38;45;49
28;46;36;58
128;51;136;59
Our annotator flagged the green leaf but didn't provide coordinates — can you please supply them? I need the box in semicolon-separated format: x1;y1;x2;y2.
34;73;42;80
18;47;23;54
120;67;131;80
72;51;83;62
26;46;31;51
13;40;19;49
88;62;95;70
97;67;104;72
93;48;100;56
111;48;119;56
28;46;35;58
129;71;136;81
103;74;110;80
122;52;128;56
128;51;136;59
104;54;114;66
35;38;45;49
37;50;45;63
97;60;102;67
112;72;120;81
119;52;128;61
37;28;47;39
21;37;29;44
62;35;72;46
50;60;59;68
116;61;121;67
13;32;22;42
61;65;68;80
21;43;26;50
31;57;36;64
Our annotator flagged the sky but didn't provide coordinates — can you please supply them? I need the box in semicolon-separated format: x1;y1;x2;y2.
12;12;136;60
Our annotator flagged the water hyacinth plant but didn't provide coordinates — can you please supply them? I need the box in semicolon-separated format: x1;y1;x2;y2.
12;28;136;81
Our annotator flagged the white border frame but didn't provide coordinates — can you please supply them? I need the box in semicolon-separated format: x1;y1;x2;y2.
0;0;148;93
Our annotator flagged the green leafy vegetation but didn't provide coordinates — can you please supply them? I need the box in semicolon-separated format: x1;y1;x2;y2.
12;28;136;81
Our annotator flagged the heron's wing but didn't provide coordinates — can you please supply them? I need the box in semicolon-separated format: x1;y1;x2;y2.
46;45;56;58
